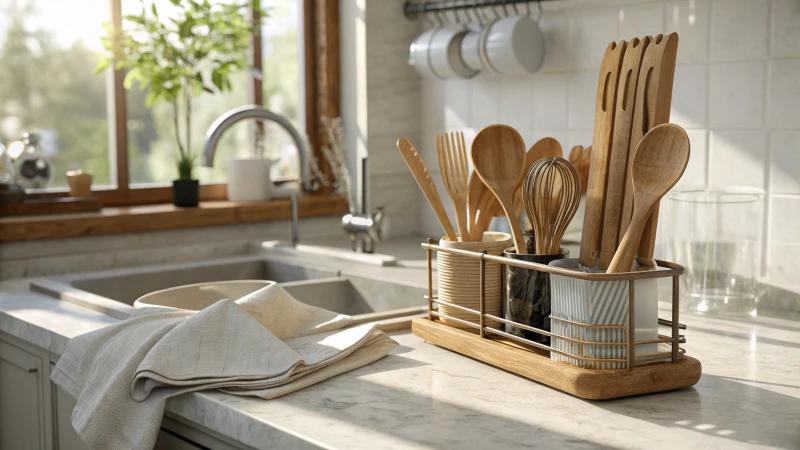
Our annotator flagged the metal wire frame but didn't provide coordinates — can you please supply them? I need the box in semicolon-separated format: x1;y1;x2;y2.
423;238;686;370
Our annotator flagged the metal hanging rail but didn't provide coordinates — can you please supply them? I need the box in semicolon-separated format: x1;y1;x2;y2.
403;0;550;20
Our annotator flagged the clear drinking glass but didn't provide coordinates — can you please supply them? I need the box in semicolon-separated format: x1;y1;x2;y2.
666;186;765;317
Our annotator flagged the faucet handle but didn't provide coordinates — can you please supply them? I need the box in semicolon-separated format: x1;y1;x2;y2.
372;205;390;242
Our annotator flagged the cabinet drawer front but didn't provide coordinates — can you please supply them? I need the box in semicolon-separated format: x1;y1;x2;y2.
0;340;44;450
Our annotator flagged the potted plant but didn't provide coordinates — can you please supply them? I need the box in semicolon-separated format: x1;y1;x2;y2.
96;0;265;207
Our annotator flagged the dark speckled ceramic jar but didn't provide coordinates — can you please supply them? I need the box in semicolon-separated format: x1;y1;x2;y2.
504;247;569;345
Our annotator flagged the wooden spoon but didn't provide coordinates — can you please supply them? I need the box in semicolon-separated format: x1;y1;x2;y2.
470;125;527;254
606;124;689;273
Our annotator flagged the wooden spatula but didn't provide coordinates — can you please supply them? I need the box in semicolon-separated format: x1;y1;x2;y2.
619;32;679;268
579;40;628;268
396;138;458;241
607;124;689;273
470;125;528;254
599;36;651;270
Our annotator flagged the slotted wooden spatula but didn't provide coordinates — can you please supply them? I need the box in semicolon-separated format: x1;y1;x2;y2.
599;36;650;270
579;40;628;268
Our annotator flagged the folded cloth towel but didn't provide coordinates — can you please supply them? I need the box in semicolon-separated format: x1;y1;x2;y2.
51;283;398;450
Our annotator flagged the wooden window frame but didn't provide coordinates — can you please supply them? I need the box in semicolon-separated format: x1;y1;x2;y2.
31;0;339;207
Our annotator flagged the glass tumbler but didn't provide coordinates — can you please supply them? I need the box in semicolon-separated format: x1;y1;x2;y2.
666;186;765;316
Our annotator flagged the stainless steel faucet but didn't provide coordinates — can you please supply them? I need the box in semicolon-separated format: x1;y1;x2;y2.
340;156;389;253
202;105;312;192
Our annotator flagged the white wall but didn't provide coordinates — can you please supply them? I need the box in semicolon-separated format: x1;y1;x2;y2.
416;0;800;293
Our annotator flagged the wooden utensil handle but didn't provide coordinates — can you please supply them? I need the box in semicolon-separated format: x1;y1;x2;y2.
607;206;649;273
472;211;493;241
397;138;458;241
454;202;469;242
499;194;527;255
636;205;659;268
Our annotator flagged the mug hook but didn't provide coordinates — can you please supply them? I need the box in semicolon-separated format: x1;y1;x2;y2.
449;0;461;24
422;2;436;26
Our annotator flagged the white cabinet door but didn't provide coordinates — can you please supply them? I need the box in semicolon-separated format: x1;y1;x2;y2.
49;365;88;450
0;339;45;450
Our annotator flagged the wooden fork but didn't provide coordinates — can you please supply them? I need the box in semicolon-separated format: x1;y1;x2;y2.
437;131;470;242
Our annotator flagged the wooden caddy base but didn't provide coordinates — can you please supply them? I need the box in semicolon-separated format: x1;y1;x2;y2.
412;317;702;400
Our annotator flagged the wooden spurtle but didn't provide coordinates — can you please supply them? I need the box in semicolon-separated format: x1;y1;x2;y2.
607;124;689;273
579;40;628;268
598;36;650;270
619;32;678;268
470;125;528;254
397;138;458;241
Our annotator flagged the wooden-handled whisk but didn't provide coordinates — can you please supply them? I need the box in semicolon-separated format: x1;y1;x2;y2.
522;157;582;255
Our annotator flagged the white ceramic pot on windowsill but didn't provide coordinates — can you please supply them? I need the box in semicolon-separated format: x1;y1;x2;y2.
226;157;295;202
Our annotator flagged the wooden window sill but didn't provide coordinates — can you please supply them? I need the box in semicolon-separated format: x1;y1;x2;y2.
0;195;348;243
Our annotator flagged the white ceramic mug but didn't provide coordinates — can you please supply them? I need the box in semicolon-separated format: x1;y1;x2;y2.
428;25;477;79
459;27;483;73
226;157;276;202
483;14;545;75
409;27;440;79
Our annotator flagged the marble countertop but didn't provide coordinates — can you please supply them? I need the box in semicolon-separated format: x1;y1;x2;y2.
1;250;799;449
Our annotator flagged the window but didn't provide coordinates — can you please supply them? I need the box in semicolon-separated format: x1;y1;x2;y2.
0;0;113;189
0;0;338;206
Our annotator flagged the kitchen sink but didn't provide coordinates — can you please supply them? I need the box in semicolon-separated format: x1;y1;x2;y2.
31;254;427;322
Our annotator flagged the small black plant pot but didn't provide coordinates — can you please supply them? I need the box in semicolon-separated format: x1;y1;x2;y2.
172;179;199;207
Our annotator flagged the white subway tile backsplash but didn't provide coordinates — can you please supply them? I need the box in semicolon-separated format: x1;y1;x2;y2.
573;10;620;70
767;243;800;287
671;64;708;130
444;79;472;129
709;130;767;188
666;0;710;63
470;77;500;128
539;13;575;72
710;0;769;61
678;130;708;187
768;59;800;129
568;71;598;129
499;77;534;132
770;131;800;194
709;61;765;128
532;73;569;129
771;0;800;58
619;4;665;41
770;196;800;243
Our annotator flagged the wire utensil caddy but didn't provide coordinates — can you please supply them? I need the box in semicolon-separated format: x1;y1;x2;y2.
412;238;702;400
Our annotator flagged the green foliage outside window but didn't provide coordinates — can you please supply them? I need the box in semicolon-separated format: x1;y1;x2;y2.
96;0;267;180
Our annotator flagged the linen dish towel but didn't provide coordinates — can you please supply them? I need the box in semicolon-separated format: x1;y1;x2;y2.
51;282;398;450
